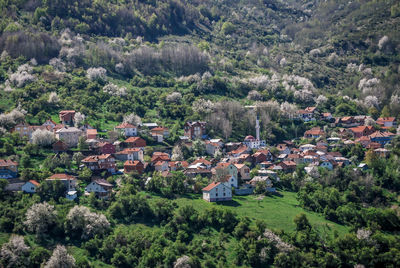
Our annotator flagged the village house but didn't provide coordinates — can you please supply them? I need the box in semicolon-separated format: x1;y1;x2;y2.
81;154;116;173
86;129;98;139
229;145;250;158
184;168;212;178
276;144;291;155
42;119;57;129
21;180;40;193
369;131;395;146
278;161;297;172
124;160;145;174
150;127;169;142
374;148;391;158
205;140;223;156
125;137;146;149
184;121;207;140
115;122;137;137
0;159;18;179
52;140;68;153
220;174;238;188
252;150;274;165
299;144;316;152
298;107;317;121
154;161;169;172
322;112;333;121
234;164;250;181
376;117;397;128
349;126;375;138
151;152;170;165
115;148;144;162
191;158;212;169
4;178;25;192
46;174;77;191
249;176;275;192
202;182;232;202
236;153;252;164
304;127;325;139
95;142;116;154
13;123;53;140
85;179;113;198
320;160;335;170
337;116;359;128
59;110;75;126
56;126;82;147
215;162;238;179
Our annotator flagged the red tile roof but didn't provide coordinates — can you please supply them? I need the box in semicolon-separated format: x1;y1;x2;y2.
48;173;76;180
29;180;40;186
0;159;18;167
115;122;136;129
202;182;220;191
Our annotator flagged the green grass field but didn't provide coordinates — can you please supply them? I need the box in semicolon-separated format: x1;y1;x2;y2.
149;191;348;236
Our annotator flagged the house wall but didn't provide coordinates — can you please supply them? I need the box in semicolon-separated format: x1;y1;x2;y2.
22;182;36;193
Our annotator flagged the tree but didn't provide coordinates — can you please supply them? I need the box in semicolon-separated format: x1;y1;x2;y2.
0;235;30;268
25;202;57;237
31;129;55;146
78;167;92;183
65;206;110;240
294;213;312;231
37;180;67;201
44;245;75;268
123;113;141;126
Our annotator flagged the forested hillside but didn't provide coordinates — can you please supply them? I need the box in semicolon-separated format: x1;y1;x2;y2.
1;0;400;267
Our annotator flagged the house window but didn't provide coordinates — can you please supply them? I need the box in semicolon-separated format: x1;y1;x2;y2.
223;193;225;196
216;193;218;197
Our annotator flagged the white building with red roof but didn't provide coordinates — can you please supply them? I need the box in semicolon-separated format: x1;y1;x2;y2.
376;117;397;128
202;182;232;202
115;122;137;137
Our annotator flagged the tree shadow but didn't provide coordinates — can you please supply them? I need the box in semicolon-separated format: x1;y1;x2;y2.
215;199;241;207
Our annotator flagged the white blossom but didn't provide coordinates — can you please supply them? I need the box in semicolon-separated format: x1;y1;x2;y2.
123;113;141;126
280;101;298;119
115;62;125;74
328;52;340;65
49;58;66;72
31;129;56;146
102;83;127;97
378;36;389;50
48;92;60;104
309;48;321;57
192;99;215;115
0;235;30;268
356;229;372;240
30;58;38;66
262;229;293;252
44;245;75;268
365;117;375;126
74;112;86;127
174;256;191;268
171;145;184;161
0;109;25;129
364;95;380;109
0;50;9;61
315;95;328;106
294;89;314;103
247;90;263;101
166;92;182;103
86;67;107;81
279;57;287;66
9;64;36;88
177;73;201;84
25;202;57;235
2;80;14;92
346;63;358;72
66;206;110;239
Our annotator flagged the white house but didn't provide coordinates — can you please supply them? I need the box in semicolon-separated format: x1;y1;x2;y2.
221;175;238;188
56;127;82;147
320;161;334;170
299;144;316;152
154;161;169;172
85;179;113;198
115;122;137;137
21;180;40;193
202;182;232;202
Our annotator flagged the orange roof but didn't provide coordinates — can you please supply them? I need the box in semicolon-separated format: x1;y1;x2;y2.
377;117;395;122
125;137;143;142
0;159;18;166
216;162;231;168
154;161;167;166
116;148;141;154
202;182;221;191
115;122;136;129
124;160;143;166
192;158;212;166
48;174;76;180
151;127;168;131
29;180;40;186
87;129;97;135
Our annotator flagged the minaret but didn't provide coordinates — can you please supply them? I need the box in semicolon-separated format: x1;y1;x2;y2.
256;115;260;141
